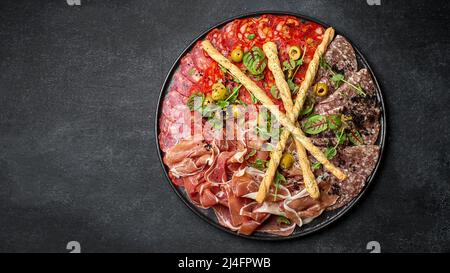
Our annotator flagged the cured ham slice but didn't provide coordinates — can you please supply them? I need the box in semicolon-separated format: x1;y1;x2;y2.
284;182;338;223
163;139;217;178
257;215;296;236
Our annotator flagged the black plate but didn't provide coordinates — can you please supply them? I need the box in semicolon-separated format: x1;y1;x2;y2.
155;11;386;240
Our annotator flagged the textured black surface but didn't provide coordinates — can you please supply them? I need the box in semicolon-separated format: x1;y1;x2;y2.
0;0;449;253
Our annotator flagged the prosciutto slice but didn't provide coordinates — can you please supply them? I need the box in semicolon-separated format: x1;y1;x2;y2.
163;139;218;178
284;182;338;223
257;216;296;236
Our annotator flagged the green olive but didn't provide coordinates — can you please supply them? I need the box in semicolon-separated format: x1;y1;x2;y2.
230;48;243;62
280;153;295;169
203;94;214;106
211;82;227;101
314;82;329;97
288;46;301;60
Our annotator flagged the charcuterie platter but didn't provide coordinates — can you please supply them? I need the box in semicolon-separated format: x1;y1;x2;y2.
156;12;386;239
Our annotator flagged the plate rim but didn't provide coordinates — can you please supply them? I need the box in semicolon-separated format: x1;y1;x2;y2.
154;10;387;241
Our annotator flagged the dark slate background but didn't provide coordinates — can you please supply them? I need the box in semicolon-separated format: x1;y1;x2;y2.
0;0;449;253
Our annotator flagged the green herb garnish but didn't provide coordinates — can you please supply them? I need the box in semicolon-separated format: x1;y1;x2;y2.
327;114;342;130
251;158;268;170
247;33;256;40
187;92;204;111
243;46;267;75
303;114;328;134
245;149;257;160
250;93;258;104
300;96;315;116
277;216;291;225
273;171;286;201
348;129;364;145
270;85;280;99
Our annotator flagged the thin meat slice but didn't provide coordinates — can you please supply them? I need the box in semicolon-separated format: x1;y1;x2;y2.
257;215;296;236
191;43;213;71
327;145;380;210
314;69;374;115
213;205;240;231
284;182;338;223
180;53;203;83
159;131;178;152
171;70;194;97
320;35;357;78
161;90;188;120
163;138;217;178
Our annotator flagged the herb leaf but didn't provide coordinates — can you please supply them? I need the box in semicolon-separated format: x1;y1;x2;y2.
187;92;204;111
287;79;296;92
251;158;267;170
245;149;257;160
273;171;286;201
247;33;255;40
300;96;315;116
277;216;291;225
331;73;344;83
348;129;364;145
335;128;347;145
250;93;258;104
243;46;267;75
282;60;293;71
327;114;342;130
324;146;337;159
303;115;328;134
312;162;322;170
270;85;280;99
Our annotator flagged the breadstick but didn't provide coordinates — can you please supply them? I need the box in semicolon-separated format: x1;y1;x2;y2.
260;41;319;201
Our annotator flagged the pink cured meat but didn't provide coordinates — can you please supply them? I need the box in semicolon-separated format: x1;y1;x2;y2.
180;53;203;83
161;91;187;120
171;70;193;97
191;43;213;71
159;131;177;152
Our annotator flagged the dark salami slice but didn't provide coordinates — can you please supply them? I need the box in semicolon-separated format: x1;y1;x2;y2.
315;35;358;91
327;145;380;210
314;68;376;115
324;35;357;77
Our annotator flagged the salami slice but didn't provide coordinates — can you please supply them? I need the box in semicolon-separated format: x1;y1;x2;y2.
327;145;380;209
324;35;357;76
191;43;213;71
180;53;203;83
314;68;377;116
161;90;187;120
171;70;193;97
